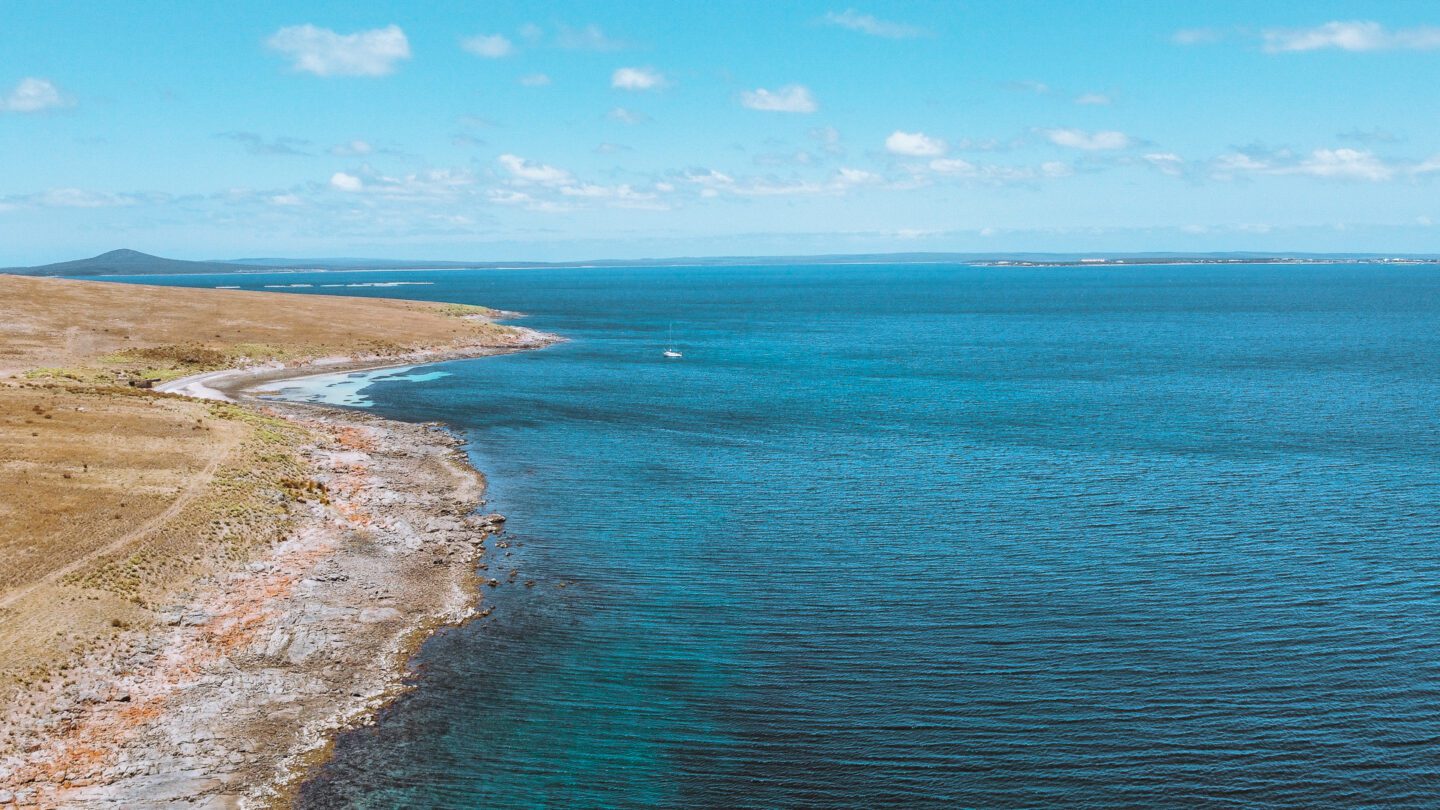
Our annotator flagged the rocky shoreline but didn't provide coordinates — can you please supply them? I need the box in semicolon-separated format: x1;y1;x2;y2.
1;338;556;808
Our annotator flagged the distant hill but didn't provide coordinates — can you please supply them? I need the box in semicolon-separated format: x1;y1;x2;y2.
6;248;1440;277
4;249;275;277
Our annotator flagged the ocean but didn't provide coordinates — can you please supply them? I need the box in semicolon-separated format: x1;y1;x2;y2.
119;263;1440;808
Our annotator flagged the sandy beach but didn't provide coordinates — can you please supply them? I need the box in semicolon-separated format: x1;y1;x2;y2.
0;275;558;807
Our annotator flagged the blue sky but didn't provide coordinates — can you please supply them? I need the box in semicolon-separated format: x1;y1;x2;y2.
3;1;1440;263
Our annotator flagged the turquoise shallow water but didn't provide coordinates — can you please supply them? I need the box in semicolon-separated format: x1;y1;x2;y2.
118;264;1440;807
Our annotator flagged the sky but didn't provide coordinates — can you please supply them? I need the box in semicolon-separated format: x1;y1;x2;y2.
3;0;1440;264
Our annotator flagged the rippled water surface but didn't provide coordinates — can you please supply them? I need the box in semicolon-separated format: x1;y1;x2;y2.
125;264;1440;807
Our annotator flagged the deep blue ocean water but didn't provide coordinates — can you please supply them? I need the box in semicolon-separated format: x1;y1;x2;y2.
115;263;1440;808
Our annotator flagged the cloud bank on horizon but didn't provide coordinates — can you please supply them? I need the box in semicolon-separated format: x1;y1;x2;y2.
3;1;1440;262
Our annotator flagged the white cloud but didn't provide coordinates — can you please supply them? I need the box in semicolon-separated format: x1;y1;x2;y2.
885;130;947;157
1045;128;1132;150
1;77;69;113
927;158;1066;183
329;172;364;191
1144;152;1186;175
821;9;927;39
835;167;881;186
1;188;155;209
688;169;735;186
928;158;974;174
558;182;666;209
266;24;410;77
269;193;303;206
221;131;312;156
1212;152;1271;174
611;67;667;90
329;139;373;156
1008;80;1050;95
1209;147;1410;182
556;24;625;52
519;73;552;87
608;106;649;124
326;167;475;199
461;33;515;58
1041;161;1074;177
497;154;573;185
739;85;818;113
1263;21;1440;53
38;188;137;208
1172;28;1224;45
1286;148;1394;181
1074;93;1112;106
1414;155;1440;175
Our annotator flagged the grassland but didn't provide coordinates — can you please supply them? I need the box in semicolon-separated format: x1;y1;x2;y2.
0;274;526;709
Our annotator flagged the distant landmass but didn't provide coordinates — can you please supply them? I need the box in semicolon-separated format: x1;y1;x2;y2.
3;249;276;277
5;248;1440;277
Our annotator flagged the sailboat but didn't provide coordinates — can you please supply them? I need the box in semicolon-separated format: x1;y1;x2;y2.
663;322;683;358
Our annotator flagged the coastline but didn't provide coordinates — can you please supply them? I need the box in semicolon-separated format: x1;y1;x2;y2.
1;328;561;807
156;320;554;402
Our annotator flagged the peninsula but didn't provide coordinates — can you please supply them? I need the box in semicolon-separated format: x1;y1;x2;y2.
0;274;554;806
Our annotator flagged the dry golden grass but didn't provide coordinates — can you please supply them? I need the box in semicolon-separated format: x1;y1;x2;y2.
0;274;521;693
0;273;516;379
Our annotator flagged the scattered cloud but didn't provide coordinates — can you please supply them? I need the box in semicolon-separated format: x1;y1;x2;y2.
926;157;1072;183
497;154;574;185
611;67;667;90
608;106;650;124
1414;155;1440;175
1006;80;1051;95
740;85;818;113
329;139;374;157
1172;27;1224;45
1338;127;1400;144
754;149;816;167
558;182;664;209
556;23;625;52
1041;161;1074;178
1074;92;1112;106
1;187;159;209
329;171;364;192
267;24;411;77
41;188;141;208
1263;21;1440;53
1212;151;1271;175
885;130;947;157
1201;146;1440;182
680;166;885;198
835;167;882;186
595;142;631;154
519;73;552;87
461;33;515;58
1;77;70;113
810;126;844;155
1283;148;1394;180
325;166;475;199
821;9;927;39
1144;152;1186;176
1045;128;1132;150
927;158;974;174
218;131;312;156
